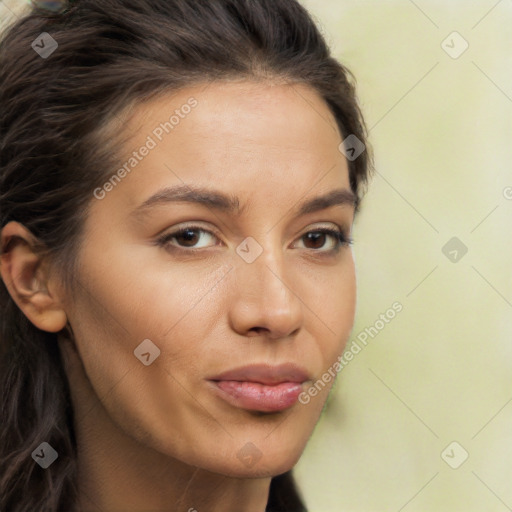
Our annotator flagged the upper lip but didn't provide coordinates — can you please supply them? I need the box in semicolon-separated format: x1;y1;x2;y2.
208;363;310;385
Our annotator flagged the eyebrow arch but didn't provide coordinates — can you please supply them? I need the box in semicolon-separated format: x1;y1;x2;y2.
130;184;357;219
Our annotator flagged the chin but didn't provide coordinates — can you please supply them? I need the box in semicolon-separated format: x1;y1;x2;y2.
196;434;308;479
205;456;302;480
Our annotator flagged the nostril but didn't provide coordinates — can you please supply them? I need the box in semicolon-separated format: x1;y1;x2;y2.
247;327;268;336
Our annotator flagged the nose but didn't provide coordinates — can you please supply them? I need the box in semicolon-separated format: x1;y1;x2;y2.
228;241;304;340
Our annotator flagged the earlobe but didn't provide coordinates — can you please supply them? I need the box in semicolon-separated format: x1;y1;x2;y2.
0;221;68;333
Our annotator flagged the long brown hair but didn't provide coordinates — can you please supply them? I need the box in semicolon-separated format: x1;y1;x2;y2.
0;1;372;510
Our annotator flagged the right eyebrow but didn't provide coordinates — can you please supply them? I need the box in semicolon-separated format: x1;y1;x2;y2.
130;184;243;219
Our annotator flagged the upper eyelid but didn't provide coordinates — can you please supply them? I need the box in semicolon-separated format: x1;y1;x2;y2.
161;222;222;240
163;222;346;238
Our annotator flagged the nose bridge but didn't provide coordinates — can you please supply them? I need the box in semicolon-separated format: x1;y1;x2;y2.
252;245;289;302
230;234;303;338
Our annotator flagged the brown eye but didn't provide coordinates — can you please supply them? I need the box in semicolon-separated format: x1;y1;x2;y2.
174;228;200;247
157;226;219;250
296;228;352;252
303;231;327;249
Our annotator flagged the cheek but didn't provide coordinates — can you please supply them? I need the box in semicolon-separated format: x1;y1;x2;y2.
325;285;356;372
67;263;233;464
66;251;229;408
300;254;356;357
75;243;229;338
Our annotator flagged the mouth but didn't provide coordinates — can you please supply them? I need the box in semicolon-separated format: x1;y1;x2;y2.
207;363;310;413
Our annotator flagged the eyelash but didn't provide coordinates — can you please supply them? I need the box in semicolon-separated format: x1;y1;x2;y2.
155;225;353;255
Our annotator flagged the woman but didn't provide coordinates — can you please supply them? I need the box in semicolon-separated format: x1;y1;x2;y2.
0;0;372;510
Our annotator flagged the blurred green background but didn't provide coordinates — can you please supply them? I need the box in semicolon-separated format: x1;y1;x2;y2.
1;1;511;511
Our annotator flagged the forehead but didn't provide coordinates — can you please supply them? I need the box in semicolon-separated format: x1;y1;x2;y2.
98;80;351;214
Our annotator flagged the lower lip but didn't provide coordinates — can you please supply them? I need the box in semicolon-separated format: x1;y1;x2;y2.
209;380;303;412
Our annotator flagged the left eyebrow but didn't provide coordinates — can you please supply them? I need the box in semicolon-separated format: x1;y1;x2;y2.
130;184;357;219
296;188;357;216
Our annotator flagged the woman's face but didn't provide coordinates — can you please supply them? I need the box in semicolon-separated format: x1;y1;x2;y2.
65;80;356;477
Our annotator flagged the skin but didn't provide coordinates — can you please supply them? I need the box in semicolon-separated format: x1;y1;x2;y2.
0;80;356;512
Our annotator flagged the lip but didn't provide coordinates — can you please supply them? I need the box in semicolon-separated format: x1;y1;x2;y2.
207;363;310;413
209;363;310;385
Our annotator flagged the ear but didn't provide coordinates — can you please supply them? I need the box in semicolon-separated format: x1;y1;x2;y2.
0;221;67;333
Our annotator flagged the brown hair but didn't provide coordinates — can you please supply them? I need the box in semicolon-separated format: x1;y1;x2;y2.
0;1;372;510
